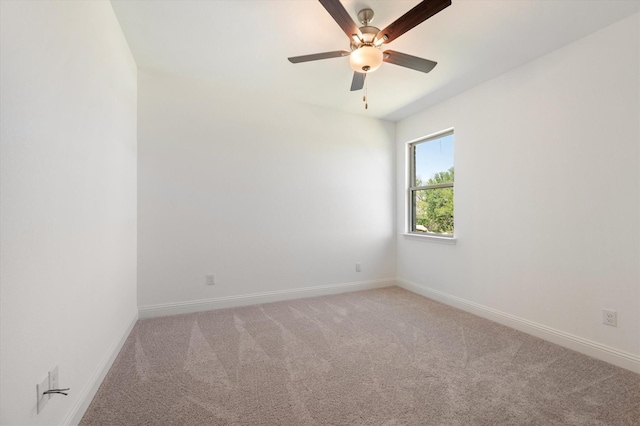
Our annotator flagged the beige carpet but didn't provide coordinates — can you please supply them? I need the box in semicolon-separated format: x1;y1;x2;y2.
81;287;640;425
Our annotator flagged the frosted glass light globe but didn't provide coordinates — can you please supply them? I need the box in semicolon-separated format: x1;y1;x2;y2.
349;45;383;73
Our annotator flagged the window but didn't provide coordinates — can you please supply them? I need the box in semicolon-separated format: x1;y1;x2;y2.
408;130;454;237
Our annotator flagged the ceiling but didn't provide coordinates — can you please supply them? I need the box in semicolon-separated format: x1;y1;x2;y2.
110;0;639;121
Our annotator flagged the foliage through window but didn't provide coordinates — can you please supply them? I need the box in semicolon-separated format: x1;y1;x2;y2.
408;131;454;237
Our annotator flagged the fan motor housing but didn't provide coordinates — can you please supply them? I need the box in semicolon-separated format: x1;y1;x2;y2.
351;26;380;50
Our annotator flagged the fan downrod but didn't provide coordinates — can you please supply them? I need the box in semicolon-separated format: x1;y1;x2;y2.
357;8;374;26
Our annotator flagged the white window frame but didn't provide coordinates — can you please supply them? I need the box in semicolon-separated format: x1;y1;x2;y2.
406;129;455;240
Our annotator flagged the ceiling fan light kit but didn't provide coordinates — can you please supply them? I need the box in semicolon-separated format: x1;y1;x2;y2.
350;45;383;73
288;0;452;104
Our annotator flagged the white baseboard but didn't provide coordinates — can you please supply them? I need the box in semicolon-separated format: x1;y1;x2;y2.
64;311;138;426
397;278;640;374
138;279;395;319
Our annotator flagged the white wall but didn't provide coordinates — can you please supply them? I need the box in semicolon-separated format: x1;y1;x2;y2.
0;1;137;424
137;70;396;312
396;14;640;368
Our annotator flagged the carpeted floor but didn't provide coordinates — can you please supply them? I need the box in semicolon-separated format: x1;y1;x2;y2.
80;287;640;425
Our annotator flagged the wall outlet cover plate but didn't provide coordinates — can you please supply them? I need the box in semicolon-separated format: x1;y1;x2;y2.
602;309;617;327
49;365;59;395
37;375;49;413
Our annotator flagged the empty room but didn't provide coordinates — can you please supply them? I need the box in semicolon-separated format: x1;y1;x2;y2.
1;0;639;425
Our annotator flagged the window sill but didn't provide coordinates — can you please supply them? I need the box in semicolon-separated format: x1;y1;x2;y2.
401;233;457;245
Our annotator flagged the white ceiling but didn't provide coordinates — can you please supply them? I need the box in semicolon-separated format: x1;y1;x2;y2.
110;0;639;121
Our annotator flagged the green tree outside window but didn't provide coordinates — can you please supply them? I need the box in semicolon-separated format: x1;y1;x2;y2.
414;168;454;234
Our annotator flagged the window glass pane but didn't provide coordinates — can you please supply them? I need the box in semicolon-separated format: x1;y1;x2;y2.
414;133;454;186
412;187;454;235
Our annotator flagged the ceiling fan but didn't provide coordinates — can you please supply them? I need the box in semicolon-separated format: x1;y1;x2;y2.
288;0;452;92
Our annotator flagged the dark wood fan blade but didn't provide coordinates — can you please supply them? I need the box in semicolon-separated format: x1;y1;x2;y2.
378;0;451;44
318;0;362;40
383;50;437;73
288;50;350;63
350;72;366;91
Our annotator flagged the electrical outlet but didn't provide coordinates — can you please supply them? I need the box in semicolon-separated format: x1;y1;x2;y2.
36;375;49;413
602;309;617;327
356;263;361;272
49;366;59;397
206;274;215;286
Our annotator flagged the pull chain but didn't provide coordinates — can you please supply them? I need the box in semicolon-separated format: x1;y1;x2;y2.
363;76;368;110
